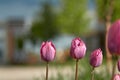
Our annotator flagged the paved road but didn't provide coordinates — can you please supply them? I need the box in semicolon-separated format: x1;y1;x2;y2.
0;66;73;80
0;65;107;80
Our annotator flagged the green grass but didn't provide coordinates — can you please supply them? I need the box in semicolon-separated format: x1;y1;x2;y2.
35;57;111;80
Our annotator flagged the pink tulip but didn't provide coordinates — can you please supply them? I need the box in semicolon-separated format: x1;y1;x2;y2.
40;41;56;62
113;74;120;80
108;20;120;55
70;37;86;60
117;60;120;72
90;48;103;67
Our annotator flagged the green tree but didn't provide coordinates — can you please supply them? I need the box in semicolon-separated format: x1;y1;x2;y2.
96;0;120;22
31;2;59;40
57;0;89;36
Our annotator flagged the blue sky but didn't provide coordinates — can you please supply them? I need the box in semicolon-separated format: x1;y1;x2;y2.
0;0;95;24
0;0;41;23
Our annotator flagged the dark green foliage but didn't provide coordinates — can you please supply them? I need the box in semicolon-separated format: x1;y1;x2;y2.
16;37;24;50
31;2;59;40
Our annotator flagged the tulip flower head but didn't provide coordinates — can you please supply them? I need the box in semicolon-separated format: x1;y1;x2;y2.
118;60;120;72
70;37;86;60
40;41;56;62
113;74;120;80
108;20;120;55
90;48;103;67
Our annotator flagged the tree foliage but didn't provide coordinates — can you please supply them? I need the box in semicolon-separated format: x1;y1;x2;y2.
31;0;89;40
31;2;59;40
57;0;89;36
96;0;120;22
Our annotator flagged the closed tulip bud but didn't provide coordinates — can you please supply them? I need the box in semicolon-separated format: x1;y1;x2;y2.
108;20;120;55
90;48;103;67
70;37;86;60
117;60;120;72
40;41;56;62
113;74;120;80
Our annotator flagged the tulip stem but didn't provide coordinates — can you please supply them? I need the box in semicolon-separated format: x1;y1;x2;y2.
91;67;95;80
75;59;79;80
46;62;49;80
112;56;118;79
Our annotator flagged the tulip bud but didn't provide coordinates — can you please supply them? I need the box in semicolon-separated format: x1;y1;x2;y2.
70;37;86;60
117;60;120;72
108;20;120;55
40;41;56;62
90;48;103;67
113;74;120;80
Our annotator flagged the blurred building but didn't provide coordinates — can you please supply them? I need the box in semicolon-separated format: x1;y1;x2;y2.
7;18;25;36
0;22;8;64
0;17;25;64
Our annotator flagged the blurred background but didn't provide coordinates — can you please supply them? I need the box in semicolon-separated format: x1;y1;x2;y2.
0;0;120;80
